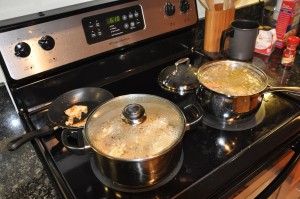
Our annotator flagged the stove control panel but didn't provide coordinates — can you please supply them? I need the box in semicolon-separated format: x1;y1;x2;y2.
0;0;198;80
82;5;145;45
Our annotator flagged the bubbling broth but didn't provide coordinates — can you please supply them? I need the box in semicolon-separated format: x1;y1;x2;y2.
198;64;266;96
88;102;183;159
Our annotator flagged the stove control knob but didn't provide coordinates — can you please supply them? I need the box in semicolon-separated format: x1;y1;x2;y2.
38;35;55;50
180;0;190;13
14;42;31;57
165;2;175;16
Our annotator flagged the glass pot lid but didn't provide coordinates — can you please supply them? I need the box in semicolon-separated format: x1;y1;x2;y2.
85;94;186;160
158;58;200;95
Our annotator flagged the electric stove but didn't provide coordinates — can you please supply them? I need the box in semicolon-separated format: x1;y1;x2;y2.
1;0;300;198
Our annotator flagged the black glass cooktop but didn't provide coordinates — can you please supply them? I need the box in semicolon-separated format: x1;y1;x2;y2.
28;55;300;198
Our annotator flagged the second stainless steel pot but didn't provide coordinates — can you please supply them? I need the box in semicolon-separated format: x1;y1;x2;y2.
196;60;300;120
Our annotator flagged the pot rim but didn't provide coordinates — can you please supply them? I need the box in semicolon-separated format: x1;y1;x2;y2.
84;94;187;161
197;60;269;97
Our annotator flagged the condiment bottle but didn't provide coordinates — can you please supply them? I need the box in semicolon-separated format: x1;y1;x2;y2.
281;36;300;68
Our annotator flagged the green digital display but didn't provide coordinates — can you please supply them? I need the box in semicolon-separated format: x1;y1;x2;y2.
106;16;121;24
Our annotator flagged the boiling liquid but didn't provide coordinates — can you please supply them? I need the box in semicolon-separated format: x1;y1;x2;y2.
88;102;183;159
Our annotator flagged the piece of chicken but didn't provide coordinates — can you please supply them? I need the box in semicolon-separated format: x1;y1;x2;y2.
64;105;88;126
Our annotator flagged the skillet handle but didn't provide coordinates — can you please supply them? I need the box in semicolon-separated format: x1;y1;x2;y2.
7;126;58;151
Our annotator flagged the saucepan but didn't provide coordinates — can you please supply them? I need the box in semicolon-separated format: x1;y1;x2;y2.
61;94;202;189
196;60;300;120
7;87;113;151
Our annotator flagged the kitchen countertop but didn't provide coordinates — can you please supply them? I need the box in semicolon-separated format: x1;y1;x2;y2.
0;48;299;198
250;49;300;88
0;84;59;198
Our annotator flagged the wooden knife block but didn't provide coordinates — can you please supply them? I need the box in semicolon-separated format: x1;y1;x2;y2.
204;4;235;52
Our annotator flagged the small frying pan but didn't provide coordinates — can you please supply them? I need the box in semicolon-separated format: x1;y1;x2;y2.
7;87;114;151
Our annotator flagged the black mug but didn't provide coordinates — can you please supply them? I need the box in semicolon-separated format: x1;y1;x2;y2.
220;19;259;60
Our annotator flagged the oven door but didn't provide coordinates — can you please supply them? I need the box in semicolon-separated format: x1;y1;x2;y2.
231;139;300;198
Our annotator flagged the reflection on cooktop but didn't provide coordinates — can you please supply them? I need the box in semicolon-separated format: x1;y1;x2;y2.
203;104;266;131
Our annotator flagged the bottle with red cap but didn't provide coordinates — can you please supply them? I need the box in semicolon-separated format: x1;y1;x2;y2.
281;36;300;68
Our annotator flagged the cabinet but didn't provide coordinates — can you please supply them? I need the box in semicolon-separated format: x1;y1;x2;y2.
232;149;300;198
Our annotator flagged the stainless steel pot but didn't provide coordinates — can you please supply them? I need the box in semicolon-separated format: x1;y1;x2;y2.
196;60;300;120
157;58;200;95
62;94;202;189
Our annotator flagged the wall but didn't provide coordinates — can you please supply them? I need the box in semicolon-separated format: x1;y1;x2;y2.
0;0;258;83
196;0;260;18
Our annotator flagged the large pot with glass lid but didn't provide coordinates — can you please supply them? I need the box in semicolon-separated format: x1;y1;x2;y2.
62;94;202;189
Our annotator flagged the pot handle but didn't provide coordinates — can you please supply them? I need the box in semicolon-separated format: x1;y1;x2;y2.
182;103;203;131
61;129;91;154
264;86;300;96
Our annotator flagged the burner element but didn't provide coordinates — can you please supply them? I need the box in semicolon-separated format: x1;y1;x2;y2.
90;151;184;193
203;104;266;131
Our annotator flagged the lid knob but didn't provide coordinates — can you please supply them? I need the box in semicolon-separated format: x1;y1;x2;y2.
122;104;146;125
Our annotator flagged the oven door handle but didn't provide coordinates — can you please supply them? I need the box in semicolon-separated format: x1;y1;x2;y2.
255;139;300;199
